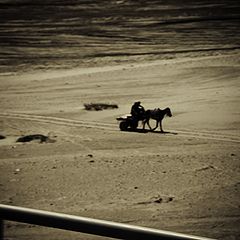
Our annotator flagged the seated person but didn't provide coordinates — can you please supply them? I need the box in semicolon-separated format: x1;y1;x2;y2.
131;101;145;120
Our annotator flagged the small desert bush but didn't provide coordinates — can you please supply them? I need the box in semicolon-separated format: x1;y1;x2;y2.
84;103;118;111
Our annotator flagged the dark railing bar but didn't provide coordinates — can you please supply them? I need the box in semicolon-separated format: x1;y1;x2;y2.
0;218;3;240
0;204;215;240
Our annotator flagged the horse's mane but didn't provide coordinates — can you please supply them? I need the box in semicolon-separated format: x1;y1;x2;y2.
153;108;161;112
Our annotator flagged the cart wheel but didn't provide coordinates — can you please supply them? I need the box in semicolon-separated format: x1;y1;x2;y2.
119;121;129;131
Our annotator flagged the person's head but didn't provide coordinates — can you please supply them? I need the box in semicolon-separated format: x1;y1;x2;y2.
134;101;141;106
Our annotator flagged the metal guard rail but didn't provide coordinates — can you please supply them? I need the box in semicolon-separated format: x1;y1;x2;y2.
0;204;215;240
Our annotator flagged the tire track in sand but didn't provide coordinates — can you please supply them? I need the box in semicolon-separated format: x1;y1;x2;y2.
0;112;116;131
0;112;240;143
171;129;240;143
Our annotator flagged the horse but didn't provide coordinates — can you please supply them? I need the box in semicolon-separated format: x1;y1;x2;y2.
142;107;172;132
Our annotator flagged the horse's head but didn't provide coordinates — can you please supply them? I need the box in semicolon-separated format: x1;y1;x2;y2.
166;107;172;117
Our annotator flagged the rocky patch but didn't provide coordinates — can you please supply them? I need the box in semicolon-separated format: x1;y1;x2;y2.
16;134;55;143
0;135;6;140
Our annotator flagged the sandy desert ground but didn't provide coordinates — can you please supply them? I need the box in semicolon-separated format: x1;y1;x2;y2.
1;1;240;239
0;50;240;239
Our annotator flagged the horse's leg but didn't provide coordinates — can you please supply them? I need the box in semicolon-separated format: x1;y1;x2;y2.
142;118;149;130
152;120;158;131
142;119;146;130
160;120;164;133
143;117;152;130
147;119;153;130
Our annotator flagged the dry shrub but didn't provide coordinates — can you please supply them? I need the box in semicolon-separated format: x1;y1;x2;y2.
84;103;118;111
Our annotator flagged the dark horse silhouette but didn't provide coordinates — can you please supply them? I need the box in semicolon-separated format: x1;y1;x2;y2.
142;107;172;132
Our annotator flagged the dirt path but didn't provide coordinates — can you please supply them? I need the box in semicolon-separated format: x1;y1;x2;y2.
1;112;240;143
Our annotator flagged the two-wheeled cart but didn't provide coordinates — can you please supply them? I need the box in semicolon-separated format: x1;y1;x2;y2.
116;115;139;131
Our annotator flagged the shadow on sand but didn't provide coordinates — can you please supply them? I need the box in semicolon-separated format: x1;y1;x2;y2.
124;129;178;135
